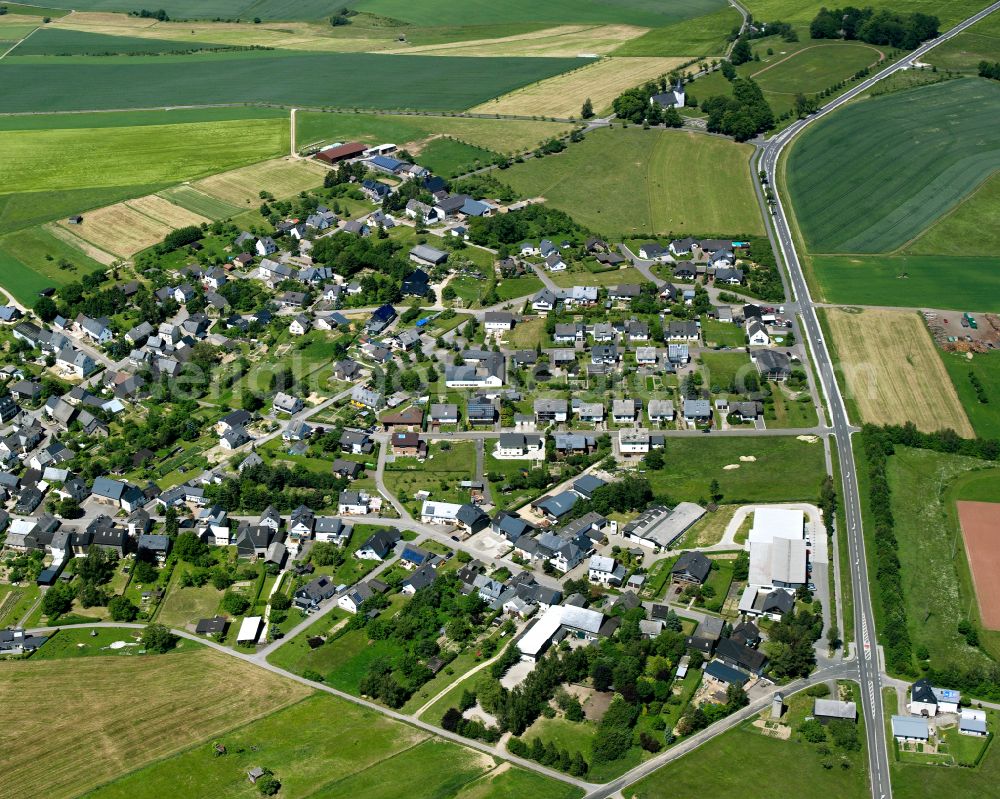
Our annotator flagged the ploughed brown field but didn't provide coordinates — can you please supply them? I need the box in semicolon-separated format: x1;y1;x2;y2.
957;500;1000;629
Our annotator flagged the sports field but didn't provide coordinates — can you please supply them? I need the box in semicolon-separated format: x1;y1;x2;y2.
822;307;974;436
0;646;309;799
469;56;689;118
786;78;1000;254
502;127;762;236
957;501;1000;630
414;137;497;177
193;158;327;206
87;692;582;799
296;112;570;155
0;51;581;113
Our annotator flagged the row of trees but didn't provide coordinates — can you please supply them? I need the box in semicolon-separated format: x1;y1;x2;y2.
810;6;939;49
861;426;914;674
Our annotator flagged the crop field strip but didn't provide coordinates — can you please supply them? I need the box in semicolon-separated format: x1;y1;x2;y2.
822;307;974;436
348;0;727;27
157;184;244;219
786;78;1000;254
382;24;649;57
294;112;572;156
469;56;692;118
0;647;310;799
192;157;328;206
55;201;175;258
0;50;584;113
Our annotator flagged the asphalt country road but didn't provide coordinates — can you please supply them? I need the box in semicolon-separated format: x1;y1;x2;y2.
758;4;1000;798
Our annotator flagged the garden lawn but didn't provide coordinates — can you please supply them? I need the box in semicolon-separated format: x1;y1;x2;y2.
0;647;309;799
940;349;1000;439
644;435;826;504
700;317;746;347
786;78;1000;254
0;50;581;113
503;127;762;237
155;565;226;630
495;274;542;301
700;350;753;393
383;440;478;515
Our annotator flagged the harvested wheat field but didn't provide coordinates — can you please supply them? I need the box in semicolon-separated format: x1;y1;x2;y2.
56;201;172;258
388;24;648;57
125;194;210;228
193;158;327;207
958;501;1000;629
44;222;118;265
824;307;974;436
0;647;310;799
470;56;690;118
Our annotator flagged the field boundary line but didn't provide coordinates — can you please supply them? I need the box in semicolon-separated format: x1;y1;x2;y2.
0;18;40;60
43;221;119;265
80;693;316;797
297;737;438;799
750;42;884;80
891;167;1000;254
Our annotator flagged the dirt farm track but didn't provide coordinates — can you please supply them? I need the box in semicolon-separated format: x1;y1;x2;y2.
957;500;1000;630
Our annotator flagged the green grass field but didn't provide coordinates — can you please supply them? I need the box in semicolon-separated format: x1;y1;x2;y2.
889;447;1000;669
2;2;70;16
806;253;1000;311
928;11;1000;71
940;350;1000;439
296;111;571;154
613;5;742;56
351;0;726;27
0;50;581;113
742;0;987;27
0;226;105;302
86;690;579;799
0;108;288;238
10;27;237;55
905;170;1000;256
503;127;763;237
415;137;498;178
700;350;753;391
786;78;1000;254
630;715;868;799
644;435;826;504
18;0;375;20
